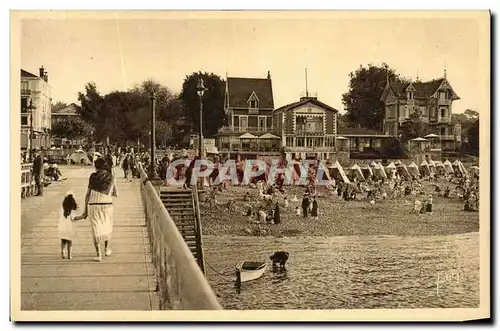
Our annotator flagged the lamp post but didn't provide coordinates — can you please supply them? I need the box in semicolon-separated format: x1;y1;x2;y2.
149;91;157;179
26;100;36;162
196;78;207;158
196;78;207;193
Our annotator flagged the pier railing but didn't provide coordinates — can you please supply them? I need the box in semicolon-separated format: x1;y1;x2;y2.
137;163;222;310
21;163;36;198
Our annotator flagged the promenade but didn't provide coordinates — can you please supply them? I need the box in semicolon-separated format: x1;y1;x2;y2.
20;166;159;310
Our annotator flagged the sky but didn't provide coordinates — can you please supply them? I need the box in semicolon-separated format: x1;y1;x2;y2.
20;13;483;114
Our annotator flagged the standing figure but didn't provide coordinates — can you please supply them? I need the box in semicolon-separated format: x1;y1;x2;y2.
311;197;319;220
301;194;310;218
32;148;44;196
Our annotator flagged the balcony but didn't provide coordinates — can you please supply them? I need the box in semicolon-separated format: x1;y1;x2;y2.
438;99;452;106
248;108;259;115
21;89;31;96
294;130;325;136
283;146;336;153
218;126;275;134
440;135;456;141
437;117;451;124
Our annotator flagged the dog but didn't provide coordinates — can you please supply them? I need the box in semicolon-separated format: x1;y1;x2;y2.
269;251;290;269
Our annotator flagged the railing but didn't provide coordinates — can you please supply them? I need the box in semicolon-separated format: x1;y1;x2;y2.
21;163;35;198
218;126;275;134
191;184;205;273
21;89;31;96
294;130;325;136
437;117;451;124
283;146;336;153
138;163;222;310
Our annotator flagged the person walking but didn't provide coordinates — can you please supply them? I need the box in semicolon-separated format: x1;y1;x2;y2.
32;148;44;196
301;193;310;218
80;158;118;261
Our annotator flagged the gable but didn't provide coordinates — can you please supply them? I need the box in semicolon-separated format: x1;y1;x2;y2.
227;77;274;109
247;91;259;103
432;79;460;100
276;98;339;115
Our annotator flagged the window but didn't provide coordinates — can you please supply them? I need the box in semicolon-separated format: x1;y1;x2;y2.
21;116;28;125
440;109;446;118
21;98;28;113
240;116;248;129
250;99;257;108
258;117;266;130
440;127;446;135
286;137;293;146
439;91;446;101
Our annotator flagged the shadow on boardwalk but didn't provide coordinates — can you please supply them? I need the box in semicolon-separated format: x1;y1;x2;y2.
20;166;159;310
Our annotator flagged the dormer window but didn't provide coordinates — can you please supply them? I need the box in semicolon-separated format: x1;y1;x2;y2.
250;99;258;109
439;90;448;101
247;91;259;110
407;92;414;99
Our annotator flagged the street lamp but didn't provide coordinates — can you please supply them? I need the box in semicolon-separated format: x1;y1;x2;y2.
196;78;207;158
26;100;36;162
149;91;157;179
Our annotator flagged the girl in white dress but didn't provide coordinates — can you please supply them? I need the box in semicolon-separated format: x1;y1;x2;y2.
58;192;84;259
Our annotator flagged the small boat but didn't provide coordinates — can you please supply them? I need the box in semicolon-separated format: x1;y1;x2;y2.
235;261;267;284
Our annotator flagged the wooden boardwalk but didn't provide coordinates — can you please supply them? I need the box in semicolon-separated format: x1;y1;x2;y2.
20;166;159;310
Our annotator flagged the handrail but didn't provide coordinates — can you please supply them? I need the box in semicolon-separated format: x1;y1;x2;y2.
138;163;222;310
191;183;205;273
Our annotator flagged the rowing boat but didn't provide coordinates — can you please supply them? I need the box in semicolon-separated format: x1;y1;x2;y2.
235;261;266;284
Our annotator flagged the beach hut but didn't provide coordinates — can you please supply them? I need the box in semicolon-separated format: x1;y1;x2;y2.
328;161;350;183
349;164;366;182
396;163;411;179
372;162;388;179
316;163;333;184
420;160;431;176
452;160;468;176
360;164;373;179
407;162;420;177
470;165;480;176
385;162;397;178
443;160;454;174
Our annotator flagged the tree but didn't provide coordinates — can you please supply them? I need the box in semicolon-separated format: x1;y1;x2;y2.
467;119;479;155
179;72;226;138
51;117;87;140
464;109;479;121
77;82;104;125
399;109;429;143
342;63;408;130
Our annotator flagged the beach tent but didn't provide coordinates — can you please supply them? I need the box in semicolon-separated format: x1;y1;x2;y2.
385;162;397;178
349;164;366;182
407;162;421;177
369;161;377;167
316;163;333;184
360;164;373;179
328;161;350;183
452;160;468;176
443;160;455;174
396;163;411;179
470;165;480;176
420;160;431;176
372;162;388;179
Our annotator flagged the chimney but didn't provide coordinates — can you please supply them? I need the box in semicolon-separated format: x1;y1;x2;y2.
267;71;271;79
44;72;48;83
39;65;45;79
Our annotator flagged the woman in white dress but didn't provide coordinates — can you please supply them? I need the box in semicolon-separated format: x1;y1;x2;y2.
81;158;118;261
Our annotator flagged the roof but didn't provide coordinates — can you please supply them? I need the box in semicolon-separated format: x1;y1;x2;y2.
386;78;459;100
273;97;339;114
227;77;274;109
21;69;39;78
52;103;81;115
337;127;389;137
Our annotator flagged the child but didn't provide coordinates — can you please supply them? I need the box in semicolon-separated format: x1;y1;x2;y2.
58;192;84;259
283;196;289;209
295;206;301;216
311;197;319;221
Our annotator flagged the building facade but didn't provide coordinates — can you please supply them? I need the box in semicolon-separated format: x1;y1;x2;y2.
21;66;52;150
51;103;86;148
381;72;461;151
273;96;339;160
216;72;276;154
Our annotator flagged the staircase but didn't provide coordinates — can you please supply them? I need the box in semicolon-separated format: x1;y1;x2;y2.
159;187;205;272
